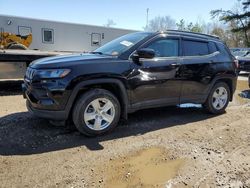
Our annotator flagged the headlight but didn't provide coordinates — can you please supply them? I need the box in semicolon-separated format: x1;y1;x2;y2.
36;69;71;79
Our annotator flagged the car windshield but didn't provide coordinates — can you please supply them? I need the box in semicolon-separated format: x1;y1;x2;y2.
244;54;250;57
231;49;250;57
93;32;151;56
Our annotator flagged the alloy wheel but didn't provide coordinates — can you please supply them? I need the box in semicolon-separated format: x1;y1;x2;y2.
84;98;115;131
212;87;228;110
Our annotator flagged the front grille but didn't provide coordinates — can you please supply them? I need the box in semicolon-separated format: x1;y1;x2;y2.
25;67;36;80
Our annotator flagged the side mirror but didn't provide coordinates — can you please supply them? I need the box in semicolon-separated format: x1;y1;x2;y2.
132;48;155;63
137;48;155;59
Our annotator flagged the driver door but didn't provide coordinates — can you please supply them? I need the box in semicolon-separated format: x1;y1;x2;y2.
128;36;182;109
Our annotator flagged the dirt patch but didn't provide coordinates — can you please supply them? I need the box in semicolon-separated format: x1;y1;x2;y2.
104;147;184;188
0;80;250;187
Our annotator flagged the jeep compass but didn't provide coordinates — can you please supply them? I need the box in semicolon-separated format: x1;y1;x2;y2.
23;30;238;136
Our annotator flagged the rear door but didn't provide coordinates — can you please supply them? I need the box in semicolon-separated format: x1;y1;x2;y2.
179;38;218;103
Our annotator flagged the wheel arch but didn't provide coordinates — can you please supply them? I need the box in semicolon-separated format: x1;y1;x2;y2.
210;75;237;101
65;78;129;120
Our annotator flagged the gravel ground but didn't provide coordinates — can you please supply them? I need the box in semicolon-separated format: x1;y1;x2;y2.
0;78;249;188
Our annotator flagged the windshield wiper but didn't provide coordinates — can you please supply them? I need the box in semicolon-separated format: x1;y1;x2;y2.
90;51;115;56
90;51;103;55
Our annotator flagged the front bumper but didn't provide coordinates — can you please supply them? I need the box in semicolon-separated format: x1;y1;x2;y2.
22;79;71;120
26;100;67;120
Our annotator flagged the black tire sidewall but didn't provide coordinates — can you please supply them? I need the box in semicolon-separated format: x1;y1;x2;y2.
205;82;230;114
73;89;121;136
8;44;27;50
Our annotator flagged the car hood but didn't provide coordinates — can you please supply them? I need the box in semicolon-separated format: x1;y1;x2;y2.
30;53;116;69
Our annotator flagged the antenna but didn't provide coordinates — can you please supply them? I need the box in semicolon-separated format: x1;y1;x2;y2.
146;8;149;29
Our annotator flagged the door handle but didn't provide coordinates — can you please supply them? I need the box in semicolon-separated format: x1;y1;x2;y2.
170;63;179;67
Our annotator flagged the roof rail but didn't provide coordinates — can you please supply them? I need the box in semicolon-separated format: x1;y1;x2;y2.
165;30;220;39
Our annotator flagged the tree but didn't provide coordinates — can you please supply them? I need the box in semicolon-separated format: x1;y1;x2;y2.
145;16;176;31
189;23;203;33
176;19;203;33
210;23;244;47
103;19;116;27
176;19;186;31
211;0;250;46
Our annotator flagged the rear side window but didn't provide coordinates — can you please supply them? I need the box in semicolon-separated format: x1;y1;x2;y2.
183;40;209;56
216;42;232;58
208;42;218;53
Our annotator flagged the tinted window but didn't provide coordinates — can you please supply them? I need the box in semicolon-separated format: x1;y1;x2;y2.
42;28;54;43
217;42;232;58
91;33;101;46
146;39;179;57
183;40;209;56
209;42;218;53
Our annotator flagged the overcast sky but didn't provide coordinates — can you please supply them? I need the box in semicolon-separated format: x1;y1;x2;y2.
0;0;237;30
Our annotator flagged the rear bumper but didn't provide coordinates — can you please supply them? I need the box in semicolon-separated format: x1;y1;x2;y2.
26;100;67;121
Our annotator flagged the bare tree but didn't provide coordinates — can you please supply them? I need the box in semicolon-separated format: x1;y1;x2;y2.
103;19;116;27
145;16;176;31
210;22;244;47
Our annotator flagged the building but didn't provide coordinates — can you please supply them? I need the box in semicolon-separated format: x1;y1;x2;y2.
0;14;136;52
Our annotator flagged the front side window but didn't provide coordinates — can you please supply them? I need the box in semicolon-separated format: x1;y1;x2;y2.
42;28;54;43
183;40;209;56
146;39;179;57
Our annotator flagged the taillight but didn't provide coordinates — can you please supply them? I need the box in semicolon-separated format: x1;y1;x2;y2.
234;59;239;69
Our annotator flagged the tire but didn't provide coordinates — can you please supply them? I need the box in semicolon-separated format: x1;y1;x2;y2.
8;43;27;50
72;89;121;136
204;82;230;114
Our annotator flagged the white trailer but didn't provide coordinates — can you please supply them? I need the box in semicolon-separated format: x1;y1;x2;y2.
0;14;136;52
0;15;136;79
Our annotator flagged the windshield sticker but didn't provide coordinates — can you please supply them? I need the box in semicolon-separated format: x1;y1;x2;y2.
120;40;133;47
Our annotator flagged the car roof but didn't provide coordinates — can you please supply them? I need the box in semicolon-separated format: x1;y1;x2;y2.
167;30;219;40
139;30;220;42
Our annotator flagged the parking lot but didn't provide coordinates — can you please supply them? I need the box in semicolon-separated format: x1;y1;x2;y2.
0;76;250;188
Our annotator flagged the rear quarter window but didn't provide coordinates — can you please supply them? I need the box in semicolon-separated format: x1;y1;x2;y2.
183;40;209;56
216;43;232;56
208;42;218;53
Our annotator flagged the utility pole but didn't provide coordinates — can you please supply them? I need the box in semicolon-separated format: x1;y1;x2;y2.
146;8;149;29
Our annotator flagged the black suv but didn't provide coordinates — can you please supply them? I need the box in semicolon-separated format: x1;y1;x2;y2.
23;30;238;136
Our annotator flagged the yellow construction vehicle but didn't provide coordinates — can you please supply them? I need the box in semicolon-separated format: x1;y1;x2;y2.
0;32;32;50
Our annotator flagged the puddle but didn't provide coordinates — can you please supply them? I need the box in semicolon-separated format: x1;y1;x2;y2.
238;90;250;99
105;147;184;188
233;80;250;105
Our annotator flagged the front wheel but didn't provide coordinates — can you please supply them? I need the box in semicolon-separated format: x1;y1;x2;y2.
204;82;230;114
72;89;121;136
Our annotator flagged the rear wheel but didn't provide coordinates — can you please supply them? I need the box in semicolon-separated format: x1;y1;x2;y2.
204;82;230;114
72;89;121;136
